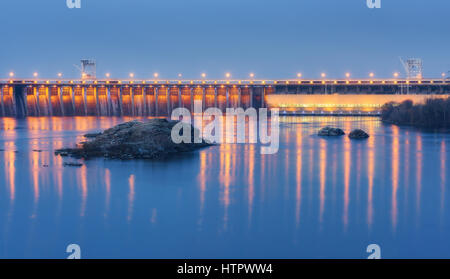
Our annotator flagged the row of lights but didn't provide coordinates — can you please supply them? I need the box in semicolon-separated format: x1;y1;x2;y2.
6;71;449;79
124;72;228;79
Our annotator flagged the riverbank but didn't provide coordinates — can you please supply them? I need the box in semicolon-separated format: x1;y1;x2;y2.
381;98;450;129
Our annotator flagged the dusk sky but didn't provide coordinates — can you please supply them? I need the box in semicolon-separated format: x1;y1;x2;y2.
1;0;449;79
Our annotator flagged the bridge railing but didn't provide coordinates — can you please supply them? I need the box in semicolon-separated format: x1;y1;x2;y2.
1;78;450;86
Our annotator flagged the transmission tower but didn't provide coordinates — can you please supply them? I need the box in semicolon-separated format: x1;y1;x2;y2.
74;59;97;80
399;57;423;79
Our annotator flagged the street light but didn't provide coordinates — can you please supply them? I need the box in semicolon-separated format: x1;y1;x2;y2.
250;73;255;79
154;73;159;79
321;73;326;78
9;72;14;78
105;73;111;78
393;72;399;78
178;73;183;78
225;73;231;79
57;73;63;78
201;73;206;79
129;73;135;78
297;73;302;78
33;72;38;78
345;73;351;78
369;72;375;78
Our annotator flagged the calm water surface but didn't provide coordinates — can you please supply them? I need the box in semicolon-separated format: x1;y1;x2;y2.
0;116;449;259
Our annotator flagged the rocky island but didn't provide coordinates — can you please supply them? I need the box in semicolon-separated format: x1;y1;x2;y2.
348;129;369;139
317;126;369;139
55;119;211;160
318;127;345;136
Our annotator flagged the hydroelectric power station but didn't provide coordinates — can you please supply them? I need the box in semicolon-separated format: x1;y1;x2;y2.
0;77;449;117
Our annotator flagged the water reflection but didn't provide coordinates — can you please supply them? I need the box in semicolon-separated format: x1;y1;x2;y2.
404;131;410;212
441;141;446;218
5;150;15;204
308;136;314;213
128;174;135;222
367;121;375;229
295;127;302;228
343;122;351;230
199;151;207;217
416;135;423;223
5;150;15;226
248;144;255;223
105;169;111;218
31;149;40;217
392;126;399;231
2;118;17;131
0;116;448;258
319;140;326;224
220;144;231;230
78;166;88;217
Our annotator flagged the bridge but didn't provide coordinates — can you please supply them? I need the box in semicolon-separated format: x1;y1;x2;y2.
0;78;449;117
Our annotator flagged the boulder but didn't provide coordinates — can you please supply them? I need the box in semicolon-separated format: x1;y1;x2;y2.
84;132;102;138
318;126;345;137
55;119;211;160
63;162;83;167
348;129;370;139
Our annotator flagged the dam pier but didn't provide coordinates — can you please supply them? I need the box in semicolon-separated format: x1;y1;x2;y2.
1;78;449;117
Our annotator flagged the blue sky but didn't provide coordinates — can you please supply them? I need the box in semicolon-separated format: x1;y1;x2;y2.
0;0;449;79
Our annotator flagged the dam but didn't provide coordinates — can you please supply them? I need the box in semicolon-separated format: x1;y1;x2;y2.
1;78;449;117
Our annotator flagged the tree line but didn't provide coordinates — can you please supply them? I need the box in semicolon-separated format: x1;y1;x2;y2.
381;98;450;128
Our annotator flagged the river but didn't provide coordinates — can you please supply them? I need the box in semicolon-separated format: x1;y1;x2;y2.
0;116;448;258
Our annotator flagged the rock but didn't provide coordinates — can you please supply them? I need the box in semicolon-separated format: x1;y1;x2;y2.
63;162;83;167
55;150;69;157
55;119;211;160
84;132;102;138
318;126;345;137
348;129;370;139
